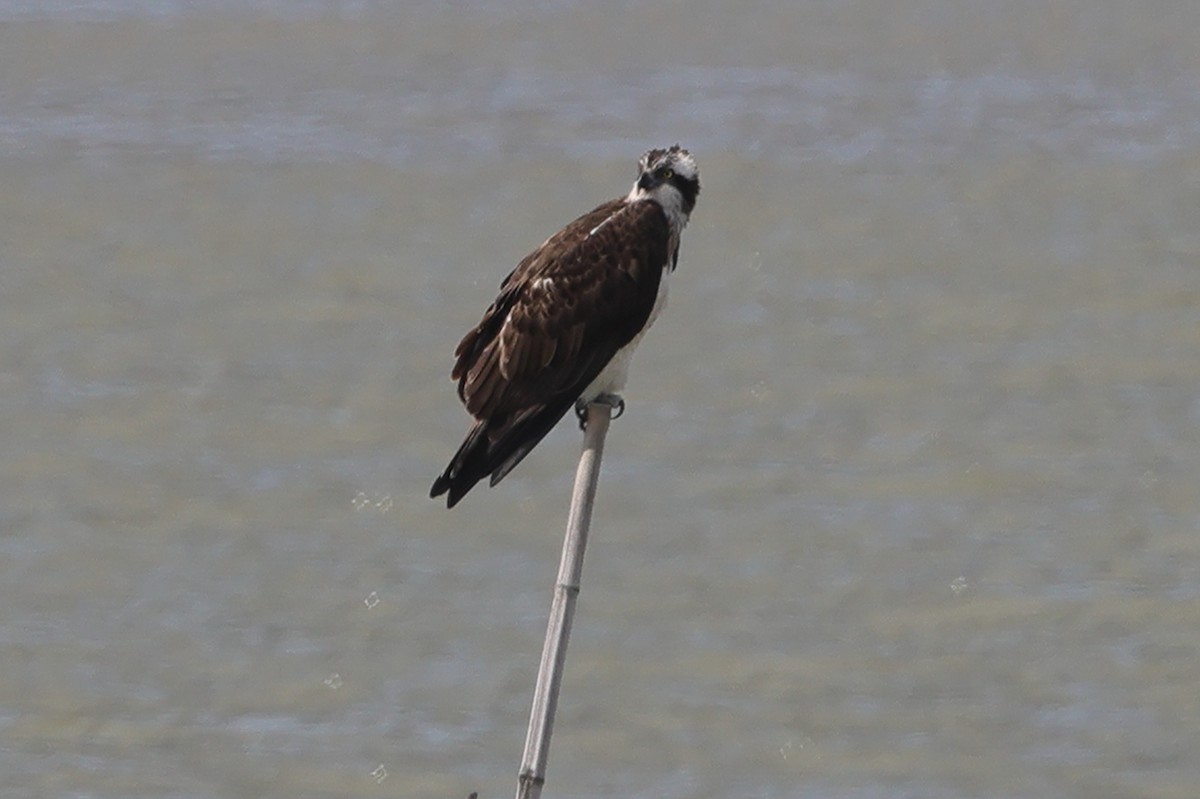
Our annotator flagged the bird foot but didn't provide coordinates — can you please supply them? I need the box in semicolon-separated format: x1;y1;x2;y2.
575;394;625;429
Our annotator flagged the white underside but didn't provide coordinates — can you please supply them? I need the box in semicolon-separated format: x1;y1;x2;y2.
580;266;670;402
579;167;690;404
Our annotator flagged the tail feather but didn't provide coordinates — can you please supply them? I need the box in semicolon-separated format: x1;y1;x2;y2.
430;398;576;508
430;422;489;508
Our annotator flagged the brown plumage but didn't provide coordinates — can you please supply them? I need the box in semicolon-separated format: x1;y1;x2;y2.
430;200;671;507
431;145;700;507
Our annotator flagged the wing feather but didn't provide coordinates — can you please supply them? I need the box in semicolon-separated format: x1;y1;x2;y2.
457;198;669;419
431;197;673;505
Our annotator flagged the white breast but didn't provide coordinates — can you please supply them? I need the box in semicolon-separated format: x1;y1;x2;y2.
580;266;670;402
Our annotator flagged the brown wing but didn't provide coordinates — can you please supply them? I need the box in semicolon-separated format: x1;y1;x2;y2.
431;198;672;507
452;198;670;421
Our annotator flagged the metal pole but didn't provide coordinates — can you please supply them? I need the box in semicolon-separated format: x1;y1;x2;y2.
515;402;612;799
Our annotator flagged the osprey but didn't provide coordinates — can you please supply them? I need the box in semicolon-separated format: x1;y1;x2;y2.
431;145;700;508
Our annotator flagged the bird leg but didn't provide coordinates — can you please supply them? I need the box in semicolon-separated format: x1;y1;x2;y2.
575;393;625;429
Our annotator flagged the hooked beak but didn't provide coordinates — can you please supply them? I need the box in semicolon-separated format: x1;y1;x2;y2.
636;171;658;192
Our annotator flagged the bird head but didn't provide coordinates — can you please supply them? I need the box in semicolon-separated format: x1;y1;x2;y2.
631;145;700;220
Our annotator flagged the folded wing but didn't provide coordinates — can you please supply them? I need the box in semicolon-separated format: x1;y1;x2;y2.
431;199;670;507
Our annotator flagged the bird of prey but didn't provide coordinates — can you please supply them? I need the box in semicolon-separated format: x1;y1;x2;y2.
431;145;700;507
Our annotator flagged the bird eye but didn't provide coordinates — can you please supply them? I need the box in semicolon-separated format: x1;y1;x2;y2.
658;167;674;180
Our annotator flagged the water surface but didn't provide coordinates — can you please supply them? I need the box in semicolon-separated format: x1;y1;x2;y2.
2;2;1199;798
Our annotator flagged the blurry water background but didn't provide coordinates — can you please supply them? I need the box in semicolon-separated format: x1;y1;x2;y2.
2;2;1200;797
